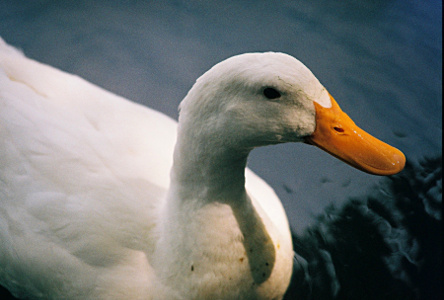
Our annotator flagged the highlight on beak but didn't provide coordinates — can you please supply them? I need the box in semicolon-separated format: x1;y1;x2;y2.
305;94;406;176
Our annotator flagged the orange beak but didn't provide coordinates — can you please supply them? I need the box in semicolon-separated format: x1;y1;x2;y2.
305;94;406;176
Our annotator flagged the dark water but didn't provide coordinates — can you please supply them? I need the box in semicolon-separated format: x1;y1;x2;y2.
286;157;442;299
0;1;441;299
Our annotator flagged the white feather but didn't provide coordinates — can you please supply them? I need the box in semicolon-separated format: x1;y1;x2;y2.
0;38;329;299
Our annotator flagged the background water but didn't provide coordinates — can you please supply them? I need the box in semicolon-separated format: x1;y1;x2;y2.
0;1;441;299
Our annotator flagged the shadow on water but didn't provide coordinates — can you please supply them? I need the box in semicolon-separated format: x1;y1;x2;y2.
284;156;442;300
0;286;15;300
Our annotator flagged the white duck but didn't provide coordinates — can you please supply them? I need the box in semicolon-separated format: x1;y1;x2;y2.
0;38;405;300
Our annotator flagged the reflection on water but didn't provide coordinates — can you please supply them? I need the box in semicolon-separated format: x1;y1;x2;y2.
284;156;442;300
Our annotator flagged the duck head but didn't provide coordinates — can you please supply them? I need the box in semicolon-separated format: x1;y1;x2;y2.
178;52;405;175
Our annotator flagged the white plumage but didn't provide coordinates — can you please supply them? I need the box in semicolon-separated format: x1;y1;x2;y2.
0;38;404;299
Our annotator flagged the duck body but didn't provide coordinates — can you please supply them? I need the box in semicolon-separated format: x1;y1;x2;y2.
0;40;293;299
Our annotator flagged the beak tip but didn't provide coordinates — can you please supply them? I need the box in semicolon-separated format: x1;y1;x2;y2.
371;149;406;176
391;150;406;174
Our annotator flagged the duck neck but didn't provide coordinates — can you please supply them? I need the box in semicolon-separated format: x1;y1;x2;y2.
152;122;279;295
170;130;250;203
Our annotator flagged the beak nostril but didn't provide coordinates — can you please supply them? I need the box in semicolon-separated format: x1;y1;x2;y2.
334;127;344;133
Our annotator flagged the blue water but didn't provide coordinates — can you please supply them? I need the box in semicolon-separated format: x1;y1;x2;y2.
0;1;441;299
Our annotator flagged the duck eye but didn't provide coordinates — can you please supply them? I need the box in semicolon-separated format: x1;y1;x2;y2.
263;87;281;100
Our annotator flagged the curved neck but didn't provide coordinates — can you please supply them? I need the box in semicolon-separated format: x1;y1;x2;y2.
170;130;250;203
154;128;277;295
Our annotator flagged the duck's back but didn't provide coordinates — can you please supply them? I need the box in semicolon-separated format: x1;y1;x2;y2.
0;38;177;298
